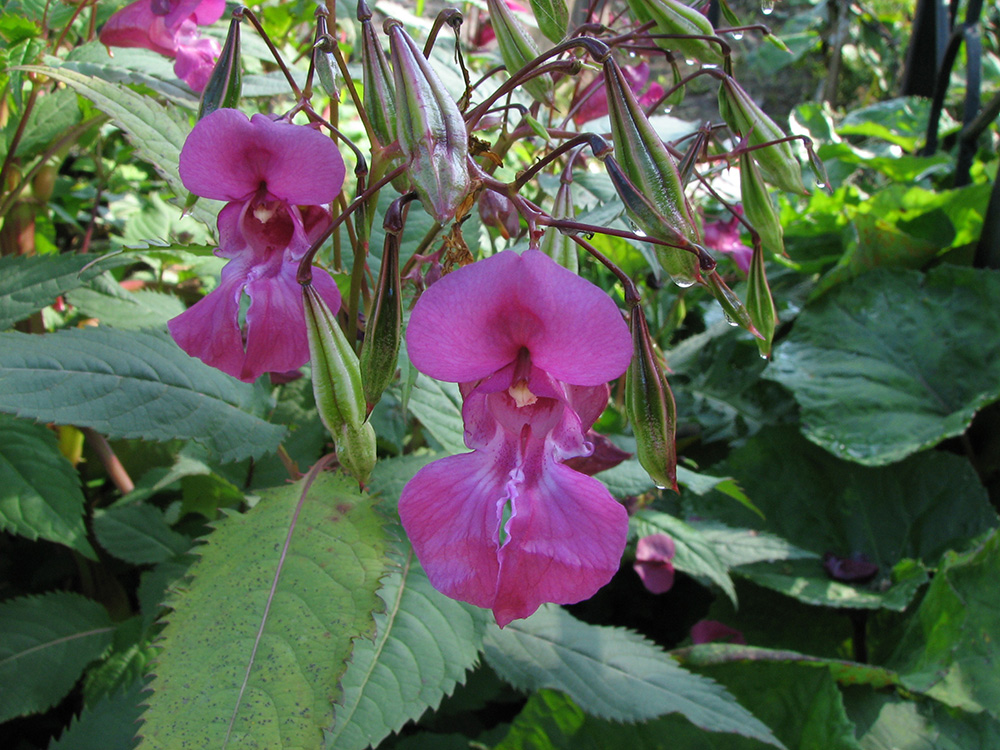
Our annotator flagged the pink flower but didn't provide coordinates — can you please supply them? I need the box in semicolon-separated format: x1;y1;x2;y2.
400;250;633;626
690;620;746;645
573;63;665;126
633;533;676;594
99;0;226;91
168;109;346;382
703;208;752;273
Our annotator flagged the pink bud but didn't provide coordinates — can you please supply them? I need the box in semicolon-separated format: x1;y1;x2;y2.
633;533;676;594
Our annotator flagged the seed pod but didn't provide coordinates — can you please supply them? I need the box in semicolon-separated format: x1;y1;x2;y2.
303;284;377;484
386;19;471;224
360;200;405;411
703;270;762;339
625;0;724;67
313;12;340;103
359;2;395;148
538;178;578;273
604;57;702;287
719;76;806;195
478;189;521;240
738;151;784;257
625;305;678;492
747;241;777;359
198;12;242;119
486;0;555;105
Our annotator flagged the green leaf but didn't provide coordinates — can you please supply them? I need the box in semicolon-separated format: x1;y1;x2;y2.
0;592;114;722
766;267;1000;465
10;86;80;158
527;0;568;43
483;605;782;746
0;414;95;557
0;328;286;463
631;511;737;605
82;617;155;705
93;504;191;564
137;472;389;749
837;97;949;151
406;374;467;456
18;65;221;230
49;680;144;750
889;529;1000;717
327;543;489;749
65;276;186;330
690;521;817;569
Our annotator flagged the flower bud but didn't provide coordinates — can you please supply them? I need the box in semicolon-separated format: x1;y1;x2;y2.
738;151;784;257
625;0;724;67
386;19;471;224
625;305;678;492
604;57;702;287
486;0;555;105
303;284;376;484
719;77;806;195
747;241;777;359
478;188;521;240
538;178;578;273
197;12;242;119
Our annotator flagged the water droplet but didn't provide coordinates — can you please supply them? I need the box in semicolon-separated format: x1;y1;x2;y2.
759;351;770;360
654;482;669;490
731;31;744;40
761;0;775;14
724;313;738;327
671;275;697;288
684;58;696;66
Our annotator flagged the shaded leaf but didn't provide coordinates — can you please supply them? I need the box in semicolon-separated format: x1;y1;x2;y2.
527;0;569;43
406;374;467;455
0;327;286;463
49;680;144;750
66;277;186;330
92;504;191;565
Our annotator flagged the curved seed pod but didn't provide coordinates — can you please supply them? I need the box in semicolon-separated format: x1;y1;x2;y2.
486;0;555;105
747;242;777;359
538;178;578;273
386;19;471;223
738;151;784;257
625;0;724;66
604;56;702;286
625;305;678;492
719;76;806;195
198;12;242;119
303;284;377;484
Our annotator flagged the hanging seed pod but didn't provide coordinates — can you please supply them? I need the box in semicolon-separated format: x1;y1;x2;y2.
604;57;702;286
386;19;471;223
198;11;242;119
625;0;724;67
738;151;784;257
313;11;340;103
747;242;777;359
303;284;377;484
625;305;678;492
486;0;555;105
719;76;806;195
538;178;578;273
703;270;762;339
359;1;395;148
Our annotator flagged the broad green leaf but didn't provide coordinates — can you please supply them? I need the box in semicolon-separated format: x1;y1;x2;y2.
407;374;467;455
0;327;286;463
327;543;489;750
66;276;186;330
0;414;95;557
632;510;737;605
0;592;114;722
138;472;389;749
93;504;191;564
836;97;949;151
527;0;568;43
702;427;997;609
766;267;1000;465
18;65;221;230
483;605;782;746
889;529;1000;717
49;680;144;750
82;617;155;705
10;86;81;158
691;521;817;569
61;41;196;105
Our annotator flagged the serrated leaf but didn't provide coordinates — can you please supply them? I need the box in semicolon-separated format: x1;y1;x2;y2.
327;543;489;750
49;680;144;750
82;617;154;705
0;592;114;722
690;521;817;568
93;504;191;564
406;374;467;455
12;86;80;158
137;472;389;750
483;604;782;746
0;327;286;463
0;414;95;557
17;65;221;230
66;275;185;330
766;266;1000;466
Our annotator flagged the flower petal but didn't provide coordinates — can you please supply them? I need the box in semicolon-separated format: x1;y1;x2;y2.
407;250;631;386
173;34;219;92
99;3;177;56
179;110;345;205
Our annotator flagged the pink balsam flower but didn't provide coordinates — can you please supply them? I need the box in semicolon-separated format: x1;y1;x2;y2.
703;207;752;273
573;62;664;126
400;250;633;626
169;109;346;382
100;0;226;91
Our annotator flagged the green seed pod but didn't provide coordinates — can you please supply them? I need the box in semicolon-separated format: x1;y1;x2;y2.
747;242;777;359
486;0;555;105
738;151;784;257
198;12;242;119
625;0;724;66
538;178;578;273
719;76;806;195
313;12;340;103
386;19;471;224
625;305;678;492
604;57;702;287
359;2;395;149
359;200;404;411
703;270;762;339
303;284;377;484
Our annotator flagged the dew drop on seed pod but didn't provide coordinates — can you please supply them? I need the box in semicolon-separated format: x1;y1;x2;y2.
761;0;775;14
724;313;738;327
